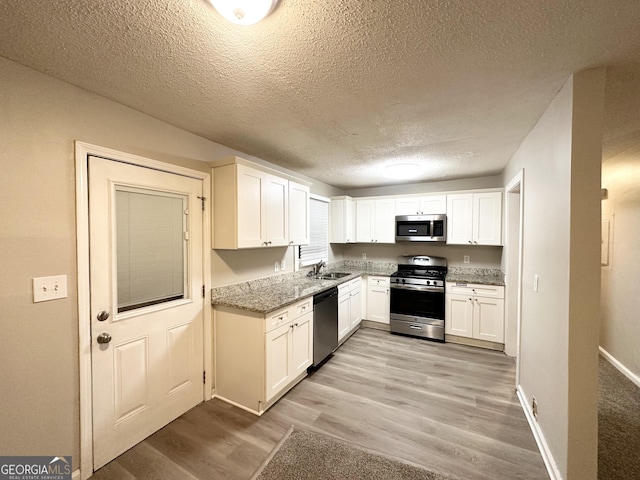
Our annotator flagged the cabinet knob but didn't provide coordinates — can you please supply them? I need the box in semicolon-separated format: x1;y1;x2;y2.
468;240;472;244
473;241;478;244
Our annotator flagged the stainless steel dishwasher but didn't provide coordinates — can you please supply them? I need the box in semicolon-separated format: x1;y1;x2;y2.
311;287;338;367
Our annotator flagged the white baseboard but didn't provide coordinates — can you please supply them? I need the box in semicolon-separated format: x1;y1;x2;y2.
72;468;81;480
599;347;640;388
516;386;562;480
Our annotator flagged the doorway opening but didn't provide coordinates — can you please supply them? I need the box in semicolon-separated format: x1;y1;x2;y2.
504;170;524;384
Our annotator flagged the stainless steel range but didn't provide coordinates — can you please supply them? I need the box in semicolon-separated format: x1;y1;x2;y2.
390;255;447;342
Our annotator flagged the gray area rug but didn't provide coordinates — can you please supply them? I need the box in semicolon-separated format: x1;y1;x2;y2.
598;357;640;479
251;426;457;480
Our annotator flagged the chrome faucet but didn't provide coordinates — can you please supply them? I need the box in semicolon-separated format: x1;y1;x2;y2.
312;260;326;276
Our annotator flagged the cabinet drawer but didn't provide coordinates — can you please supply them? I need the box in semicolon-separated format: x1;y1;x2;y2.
294;298;312;317
349;278;362;293
265;298;313;333
266;307;290;333
446;282;504;299
368;276;390;287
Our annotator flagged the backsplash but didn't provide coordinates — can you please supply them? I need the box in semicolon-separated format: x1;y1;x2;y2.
211;260;397;296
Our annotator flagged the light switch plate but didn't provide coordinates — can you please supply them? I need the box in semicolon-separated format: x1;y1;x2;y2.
33;275;68;302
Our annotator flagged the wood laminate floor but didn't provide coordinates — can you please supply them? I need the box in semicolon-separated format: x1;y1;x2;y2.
90;328;548;480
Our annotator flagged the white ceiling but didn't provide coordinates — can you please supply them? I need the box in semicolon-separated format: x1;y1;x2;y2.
1;0;640;189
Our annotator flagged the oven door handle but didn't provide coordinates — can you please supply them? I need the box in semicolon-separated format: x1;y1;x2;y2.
390;284;444;293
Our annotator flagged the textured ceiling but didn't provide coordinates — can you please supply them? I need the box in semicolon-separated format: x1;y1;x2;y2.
1;0;640;188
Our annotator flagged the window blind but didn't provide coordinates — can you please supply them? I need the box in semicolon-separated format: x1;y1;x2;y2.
299;196;329;266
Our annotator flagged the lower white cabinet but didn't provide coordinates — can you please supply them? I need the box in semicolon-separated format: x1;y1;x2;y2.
338;277;362;341
265;310;313;401
214;297;313;415
366;276;390;324
445;283;504;344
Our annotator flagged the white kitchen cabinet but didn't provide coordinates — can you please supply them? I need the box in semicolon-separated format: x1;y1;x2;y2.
266;309;313;401
330;196;355;243
213;163;289;249
355;198;396;243
445;283;505;344
446;192;502;246
366;276;390;324
214;297;313;415
288;181;310;245
338;277;362;342
395;194;447;215
349;280;362;330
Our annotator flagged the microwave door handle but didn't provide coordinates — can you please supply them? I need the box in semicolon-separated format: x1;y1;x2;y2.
430;220;434;238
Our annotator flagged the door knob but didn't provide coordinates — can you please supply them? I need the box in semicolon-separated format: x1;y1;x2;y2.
97;332;112;344
96;310;110;322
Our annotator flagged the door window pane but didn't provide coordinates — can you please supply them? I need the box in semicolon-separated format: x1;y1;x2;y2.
116;187;187;313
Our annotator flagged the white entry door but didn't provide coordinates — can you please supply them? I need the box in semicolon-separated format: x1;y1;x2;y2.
89;156;204;469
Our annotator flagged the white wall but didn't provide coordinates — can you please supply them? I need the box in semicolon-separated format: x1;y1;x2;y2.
601;144;640;379
501;69;605;480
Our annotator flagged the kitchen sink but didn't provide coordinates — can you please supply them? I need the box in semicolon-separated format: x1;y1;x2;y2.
315;272;351;280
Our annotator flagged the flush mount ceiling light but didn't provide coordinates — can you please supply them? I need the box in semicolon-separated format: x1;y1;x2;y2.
384;163;423;180
209;0;279;26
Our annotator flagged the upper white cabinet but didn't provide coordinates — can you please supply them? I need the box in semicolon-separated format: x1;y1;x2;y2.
395;195;447;215
212;159;310;249
330;196;355;244
355;198;396;243
288;181;310;246
446;192;502;246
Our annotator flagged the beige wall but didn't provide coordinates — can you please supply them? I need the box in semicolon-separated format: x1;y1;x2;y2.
501;69;605;479
601;144;640;379
0;56;340;465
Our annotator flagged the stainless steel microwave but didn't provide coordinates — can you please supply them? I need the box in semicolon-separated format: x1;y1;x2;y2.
395;214;446;242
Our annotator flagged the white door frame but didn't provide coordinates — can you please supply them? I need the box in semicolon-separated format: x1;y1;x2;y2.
504;169;524;385
75;142;212;480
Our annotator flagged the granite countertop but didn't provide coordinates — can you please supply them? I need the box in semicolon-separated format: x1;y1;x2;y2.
446;267;505;286
211;261;396;315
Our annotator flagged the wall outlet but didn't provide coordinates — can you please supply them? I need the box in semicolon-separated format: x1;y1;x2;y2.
274;262;279;272
33;275;68;303
532;397;538;419
280;260;286;270
362;253;367;260
463;255;470;264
